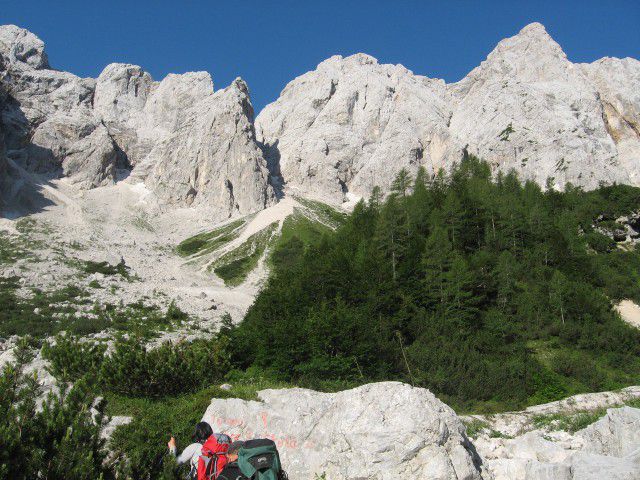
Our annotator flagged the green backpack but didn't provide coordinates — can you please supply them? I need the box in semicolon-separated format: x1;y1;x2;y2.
237;439;287;480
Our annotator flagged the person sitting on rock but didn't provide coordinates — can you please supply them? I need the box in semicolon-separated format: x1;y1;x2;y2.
167;421;231;478
217;441;247;480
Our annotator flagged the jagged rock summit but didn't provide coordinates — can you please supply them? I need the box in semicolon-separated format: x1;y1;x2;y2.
257;22;640;204
256;53;455;201
1;22;639;213
202;382;483;480
0;25;273;218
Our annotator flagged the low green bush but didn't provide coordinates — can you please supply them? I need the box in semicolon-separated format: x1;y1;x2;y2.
43;335;107;383
83;259;130;278
44;335;231;398
0;351;113;480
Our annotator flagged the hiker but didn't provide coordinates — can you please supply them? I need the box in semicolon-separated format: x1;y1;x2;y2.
217;441;247;480
168;421;231;479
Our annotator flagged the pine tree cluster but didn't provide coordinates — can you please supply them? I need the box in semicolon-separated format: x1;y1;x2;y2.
231;156;640;410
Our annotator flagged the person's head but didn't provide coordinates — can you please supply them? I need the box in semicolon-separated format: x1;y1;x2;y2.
227;441;244;462
192;422;214;444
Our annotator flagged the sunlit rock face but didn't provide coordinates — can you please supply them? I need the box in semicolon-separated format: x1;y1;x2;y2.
257;23;640;203
0;25;274;218
256;53;456;203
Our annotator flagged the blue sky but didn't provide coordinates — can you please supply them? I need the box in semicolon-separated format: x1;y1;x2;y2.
3;1;639;112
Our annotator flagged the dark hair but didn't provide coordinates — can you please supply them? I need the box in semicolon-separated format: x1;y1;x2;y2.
192;422;213;443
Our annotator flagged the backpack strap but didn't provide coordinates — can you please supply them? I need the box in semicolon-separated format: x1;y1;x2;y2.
200;454;216;480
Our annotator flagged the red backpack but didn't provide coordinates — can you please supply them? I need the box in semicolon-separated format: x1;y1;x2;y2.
197;435;229;480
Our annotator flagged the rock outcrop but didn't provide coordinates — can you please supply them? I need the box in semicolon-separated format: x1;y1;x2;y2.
94;64;274;214
449;22;634;190
577;406;640;458
202;382;640;480
256;23;640;203
256;54;455;202
0;25;273;218
202;382;483;480
0;25;120;189
472;402;640;480
0;74;8;203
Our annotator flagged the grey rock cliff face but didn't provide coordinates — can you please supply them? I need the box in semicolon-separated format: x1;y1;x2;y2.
449;22;635;190
0;25;273;217
0;73;7;198
94;64;274;215
0;25;118;188
1;22;638;214
257;23;640;203
256;53;455;202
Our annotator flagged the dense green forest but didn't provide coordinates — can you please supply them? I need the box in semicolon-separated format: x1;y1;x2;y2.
231;156;640;411
3;156;640;479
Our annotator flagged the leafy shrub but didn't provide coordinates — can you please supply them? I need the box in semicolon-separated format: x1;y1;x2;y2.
100;336;230;397
584;231;616;253
43;335;107;383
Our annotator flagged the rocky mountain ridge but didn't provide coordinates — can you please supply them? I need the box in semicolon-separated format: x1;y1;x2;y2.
1;22;638;215
257;22;640;204
0;24;273;220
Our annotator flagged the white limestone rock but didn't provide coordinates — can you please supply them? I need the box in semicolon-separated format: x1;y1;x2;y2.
576;406;640;457
0;78;7;201
93;63;154;166
94;63;275;215
141;77;274;215
475;406;640;480
580;57;640;185
566;450;640;480
258;23;640;203
256;53;455;203
449;22;631;190
0;24;49;69
0;25;119;186
202;382;483;480
0;25;274;218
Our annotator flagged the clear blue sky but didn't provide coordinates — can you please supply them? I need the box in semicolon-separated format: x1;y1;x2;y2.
3;0;639;112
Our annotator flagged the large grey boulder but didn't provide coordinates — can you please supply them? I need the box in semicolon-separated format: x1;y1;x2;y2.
577;406;640;457
202;382;483;480
566;450;640;480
